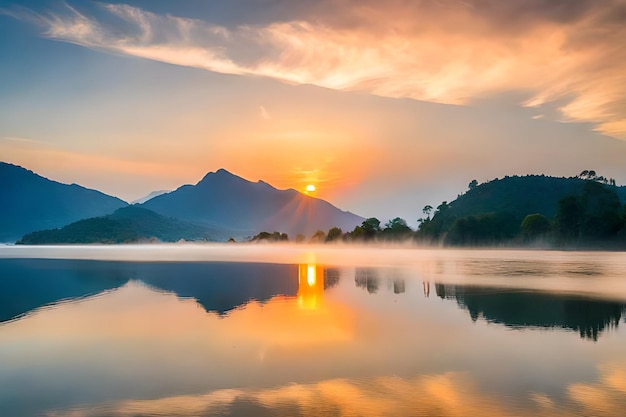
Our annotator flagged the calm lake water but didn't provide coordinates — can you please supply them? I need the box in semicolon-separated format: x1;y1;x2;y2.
1;245;625;416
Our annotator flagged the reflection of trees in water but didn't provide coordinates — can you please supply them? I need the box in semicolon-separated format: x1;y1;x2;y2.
353;269;406;295
355;268;379;294
436;284;626;341
393;279;406;294
324;269;341;290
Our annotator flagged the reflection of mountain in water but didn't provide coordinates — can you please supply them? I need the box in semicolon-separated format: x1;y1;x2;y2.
0;259;129;323
0;260;300;323
135;262;298;315
435;284;626;341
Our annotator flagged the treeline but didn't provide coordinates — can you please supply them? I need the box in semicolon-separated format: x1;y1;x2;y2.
249;217;414;243
250;173;626;247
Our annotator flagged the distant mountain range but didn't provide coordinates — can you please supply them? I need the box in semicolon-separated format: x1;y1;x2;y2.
0;162;127;242
131;190;170;204
1;162;364;243
141;168;363;237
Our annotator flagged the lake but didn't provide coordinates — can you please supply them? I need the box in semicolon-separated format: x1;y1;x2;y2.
1;245;625;416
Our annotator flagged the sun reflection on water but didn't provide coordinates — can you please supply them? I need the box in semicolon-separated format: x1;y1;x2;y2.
298;264;324;309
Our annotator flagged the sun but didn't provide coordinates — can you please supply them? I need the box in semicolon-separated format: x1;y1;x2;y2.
305;184;316;193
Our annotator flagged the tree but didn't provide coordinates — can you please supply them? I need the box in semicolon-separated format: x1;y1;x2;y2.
553;195;584;241
520;214;550;240
382;217;413;240
468;179;478;190
310;230;326;242
361;217;381;240
346;225;365;241
325;227;343;242
251;231;289;242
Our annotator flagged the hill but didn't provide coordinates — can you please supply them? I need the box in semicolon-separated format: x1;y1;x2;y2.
419;175;626;245
17;206;228;244
141;168;364;237
447;175;625;219
0;162;128;242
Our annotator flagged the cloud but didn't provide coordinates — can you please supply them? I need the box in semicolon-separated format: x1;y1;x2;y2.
11;0;626;138
259;105;271;120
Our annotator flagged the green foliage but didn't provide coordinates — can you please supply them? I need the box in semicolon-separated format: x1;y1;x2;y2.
468;179;478;190
417;201;454;241
520;214;551;240
444;212;518;246
325;227;343;242
553;181;623;242
361;218;381;239
310;230;326;242
417;175;626;246
17;206;217;244
251;231;289;242
382;217;413;239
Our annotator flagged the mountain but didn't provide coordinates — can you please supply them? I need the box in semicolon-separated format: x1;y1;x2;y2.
0;162;128;242
17;206;229;244
131;189;170;204
141;168;364;237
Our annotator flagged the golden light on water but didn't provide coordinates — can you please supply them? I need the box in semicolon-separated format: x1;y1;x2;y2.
307;264;316;286
298;264;324;309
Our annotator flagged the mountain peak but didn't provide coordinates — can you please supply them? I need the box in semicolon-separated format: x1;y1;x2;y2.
198;168;244;184
142;168;364;236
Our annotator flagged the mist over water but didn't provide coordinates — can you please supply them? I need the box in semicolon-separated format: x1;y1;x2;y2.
2;243;626;300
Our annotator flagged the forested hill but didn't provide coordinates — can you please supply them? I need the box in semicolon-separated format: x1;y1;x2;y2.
445;175;625;220
418;175;626;246
17;206;229;244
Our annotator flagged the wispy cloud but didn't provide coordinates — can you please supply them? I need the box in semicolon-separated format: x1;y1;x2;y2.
14;0;626;138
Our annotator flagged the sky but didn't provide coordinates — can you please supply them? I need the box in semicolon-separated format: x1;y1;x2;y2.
1;0;626;225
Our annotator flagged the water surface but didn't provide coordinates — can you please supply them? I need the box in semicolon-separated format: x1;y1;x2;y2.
1;246;625;416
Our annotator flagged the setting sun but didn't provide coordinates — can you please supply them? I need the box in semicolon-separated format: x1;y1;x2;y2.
306;184;316;192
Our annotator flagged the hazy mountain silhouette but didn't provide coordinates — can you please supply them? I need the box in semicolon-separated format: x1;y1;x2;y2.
0;260;298;323
435;284;626;341
0;162;127;242
141;168;364;237
131;189;170;204
17;205;231;244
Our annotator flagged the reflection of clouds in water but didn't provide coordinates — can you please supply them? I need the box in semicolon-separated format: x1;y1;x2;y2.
48;373;512;417
568;362;626;416
47;366;626;417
